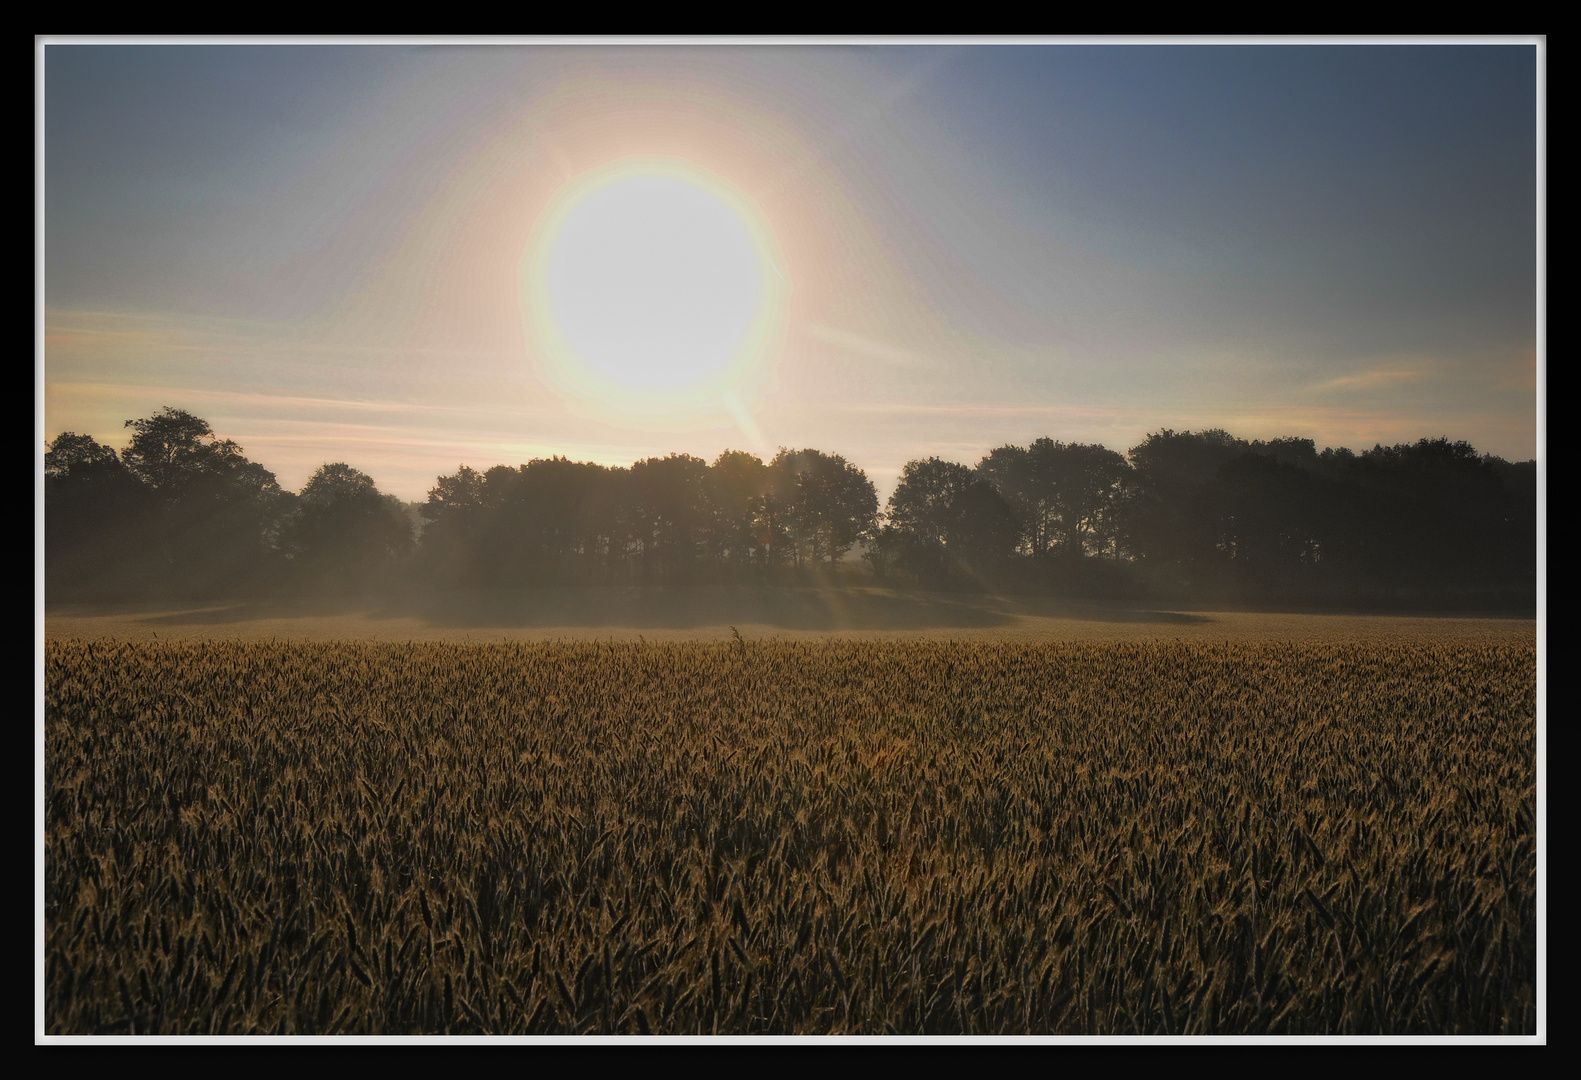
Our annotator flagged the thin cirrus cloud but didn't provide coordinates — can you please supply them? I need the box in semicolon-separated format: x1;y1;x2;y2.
1310;369;1430;393
803;325;924;368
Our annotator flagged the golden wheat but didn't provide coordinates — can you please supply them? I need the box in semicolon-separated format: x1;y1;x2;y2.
44;639;1535;1034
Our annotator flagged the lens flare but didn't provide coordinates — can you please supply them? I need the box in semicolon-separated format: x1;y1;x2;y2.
524;160;786;426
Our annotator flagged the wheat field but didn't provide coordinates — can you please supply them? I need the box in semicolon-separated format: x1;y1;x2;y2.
44;638;1536;1034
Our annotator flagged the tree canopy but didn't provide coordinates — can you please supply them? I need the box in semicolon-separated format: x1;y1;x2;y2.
44;409;1537;610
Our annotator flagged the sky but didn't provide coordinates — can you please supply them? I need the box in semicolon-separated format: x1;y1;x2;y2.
40;41;1542;502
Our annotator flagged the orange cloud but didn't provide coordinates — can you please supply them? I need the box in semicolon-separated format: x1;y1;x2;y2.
1311;369;1428;392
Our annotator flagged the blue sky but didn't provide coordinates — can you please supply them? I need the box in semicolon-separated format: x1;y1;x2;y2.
42;42;1541;500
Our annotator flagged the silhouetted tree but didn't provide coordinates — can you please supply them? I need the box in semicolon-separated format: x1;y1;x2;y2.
977;438;1128;559
1212;451;1322;590
950;477;1022;572
45;432;153;599
707;450;772;570
419;465;487;587
627;454;712;583
1314;438;1534;600
1109;429;1536;605
115;408;290;597
1116;429;1248;592
45;412;1535;608
772;448;880;569
515;457;623;584
289;463;413;592
884;457;1017;584
46;431;127;485
974;444;1040;554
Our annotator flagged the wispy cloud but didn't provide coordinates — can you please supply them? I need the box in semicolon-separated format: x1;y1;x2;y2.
45;382;484;419
1309;369;1428;393
804;324;923;367
45;310;522;366
829;402;1123;419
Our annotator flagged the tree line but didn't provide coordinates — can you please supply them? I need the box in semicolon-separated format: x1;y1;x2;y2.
44;407;1536;609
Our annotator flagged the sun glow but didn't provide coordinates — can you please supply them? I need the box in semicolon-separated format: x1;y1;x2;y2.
524;161;786;426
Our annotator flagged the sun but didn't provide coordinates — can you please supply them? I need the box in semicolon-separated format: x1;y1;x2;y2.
524;160;785;423
549;176;759;388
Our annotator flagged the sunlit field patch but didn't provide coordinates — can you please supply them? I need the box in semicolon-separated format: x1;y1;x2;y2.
44;639;1535;1034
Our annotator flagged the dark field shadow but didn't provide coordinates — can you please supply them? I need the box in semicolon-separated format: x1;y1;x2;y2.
66;595;390;627
982;594;1215;625
401;587;1019;631
393;588;1223;631
51;588;1218;633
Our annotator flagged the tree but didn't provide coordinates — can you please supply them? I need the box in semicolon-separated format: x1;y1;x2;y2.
110;408;290;597
1211;452;1321;589
420;465;487;587
45;433;153;599
1112;429;1537;604
628;454;712;582
887;458;970;555
974;444;1039;554
950;478;1021;571
977;439;1129;559
707;450;772;570
120;408;223;492
423;465;487;528
46;432;127;484
1317;438;1529;597
884;457;1017;583
771;449;880;569
1040;441;1129;558
289;463;413;591
1116;429;1249;585
516;457;623;583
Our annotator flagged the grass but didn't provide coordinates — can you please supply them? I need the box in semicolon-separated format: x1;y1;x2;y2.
44;637;1536;1034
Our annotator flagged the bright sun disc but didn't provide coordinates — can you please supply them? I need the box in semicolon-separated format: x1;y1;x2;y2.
525;162;785;422
550;177;759;388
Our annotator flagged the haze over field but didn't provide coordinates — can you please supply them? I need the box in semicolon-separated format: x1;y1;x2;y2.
44;589;1537;645
43;43;1539;502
